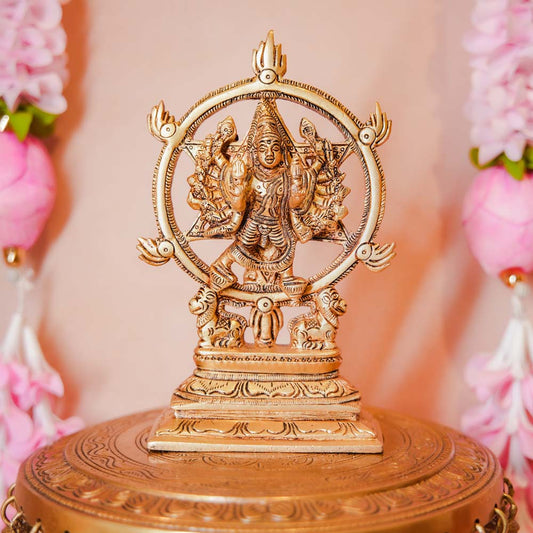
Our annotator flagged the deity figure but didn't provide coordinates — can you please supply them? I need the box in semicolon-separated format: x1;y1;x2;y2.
299;118;350;237
186;117;237;231
141;33;394;453
186;98;348;300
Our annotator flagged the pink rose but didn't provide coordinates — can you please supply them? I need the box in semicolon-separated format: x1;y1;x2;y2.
462;166;533;276
0;131;55;249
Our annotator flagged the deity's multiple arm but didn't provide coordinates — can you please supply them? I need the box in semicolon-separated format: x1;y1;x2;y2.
204;155;248;238
221;158;249;212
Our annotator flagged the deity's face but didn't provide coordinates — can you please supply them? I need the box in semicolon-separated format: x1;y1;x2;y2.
300;118;316;142
220;122;235;141
302;126;314;141
256;136;282;169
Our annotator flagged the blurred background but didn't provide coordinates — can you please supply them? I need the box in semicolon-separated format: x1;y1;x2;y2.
0;0;505;428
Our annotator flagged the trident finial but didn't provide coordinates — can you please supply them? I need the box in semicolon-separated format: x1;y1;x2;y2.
252;30;287;84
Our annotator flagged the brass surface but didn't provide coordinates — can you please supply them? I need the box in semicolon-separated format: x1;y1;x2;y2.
139;31;396;452
11;409;514;532
3;247;25;268
499;268;527;288
192;345;342;373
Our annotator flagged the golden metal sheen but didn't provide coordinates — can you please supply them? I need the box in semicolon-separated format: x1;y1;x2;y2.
6;409;518;533
138;31;396;452
500;267;527;288
3;247;25;268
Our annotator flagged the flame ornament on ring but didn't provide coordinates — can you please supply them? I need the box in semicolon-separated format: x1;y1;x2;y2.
137;238;175;266
356;242;396;272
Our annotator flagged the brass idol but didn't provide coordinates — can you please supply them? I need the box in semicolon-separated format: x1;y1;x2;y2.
139;31;395;452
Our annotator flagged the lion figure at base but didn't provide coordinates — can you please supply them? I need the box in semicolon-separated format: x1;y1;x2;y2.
289;286;347;350
189;286;246;348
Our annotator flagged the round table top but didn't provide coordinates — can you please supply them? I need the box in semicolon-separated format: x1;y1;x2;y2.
14;408;506;532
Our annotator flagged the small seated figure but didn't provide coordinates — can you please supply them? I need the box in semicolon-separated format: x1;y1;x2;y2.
289;286;347;350
189;286;246;348
299;118;350;237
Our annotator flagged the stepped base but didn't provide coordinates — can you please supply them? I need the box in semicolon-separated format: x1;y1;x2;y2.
148;349;383;453
148;407;383;452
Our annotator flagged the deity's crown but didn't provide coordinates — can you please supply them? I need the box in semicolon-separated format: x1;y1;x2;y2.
249;99;290;151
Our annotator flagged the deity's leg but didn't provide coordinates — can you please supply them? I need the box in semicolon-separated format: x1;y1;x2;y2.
209;248;237;291
280;267;307;299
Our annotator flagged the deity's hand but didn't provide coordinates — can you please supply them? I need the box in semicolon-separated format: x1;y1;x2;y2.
314;140;327;165
291;156;305;182
232;157;247;181
201;200;215;212
211;128;233;167
308;139;328;175
242;151;253;168
289;157;307;208
324;138;333;159
222;157;248;212
205;226;229;238
214;133;232;156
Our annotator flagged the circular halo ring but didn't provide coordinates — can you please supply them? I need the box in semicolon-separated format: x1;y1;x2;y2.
153;77;385;304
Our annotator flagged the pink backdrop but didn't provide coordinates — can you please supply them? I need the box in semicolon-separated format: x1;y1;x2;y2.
0;0;513;429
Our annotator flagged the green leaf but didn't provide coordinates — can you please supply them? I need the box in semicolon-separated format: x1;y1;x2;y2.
9;111;33;141
28;105;57;126
525;146;533;170
0;99;58;139
30;115;56;138
469;147;500;169
18;103;57;138
469;147;480;167
502;154;526;180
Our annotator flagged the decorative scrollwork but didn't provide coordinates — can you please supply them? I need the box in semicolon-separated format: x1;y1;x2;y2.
359;102;391;147
137;237;174;266
176;374;359;401
355;241;396;272
148;100;176;141
158;418;377;439
252;30;287;84
10;410;518;531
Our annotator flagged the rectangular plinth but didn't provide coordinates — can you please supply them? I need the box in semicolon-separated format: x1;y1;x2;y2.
147;407;383;453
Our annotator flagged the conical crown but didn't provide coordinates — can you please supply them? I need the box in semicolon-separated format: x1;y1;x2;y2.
247;99;292;152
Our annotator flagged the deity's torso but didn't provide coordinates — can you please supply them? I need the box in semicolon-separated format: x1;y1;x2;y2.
233;166;296;273
248;171;285;221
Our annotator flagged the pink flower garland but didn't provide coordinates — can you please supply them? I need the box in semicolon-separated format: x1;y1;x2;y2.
465;0;533;166
0;276;83;495
0;0;83;498
0;0;68;114
0;131;56;250
463;166;533;277
462;1;533;527
462;284;533;521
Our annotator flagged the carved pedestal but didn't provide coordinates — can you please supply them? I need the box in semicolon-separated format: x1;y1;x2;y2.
148;347;382;452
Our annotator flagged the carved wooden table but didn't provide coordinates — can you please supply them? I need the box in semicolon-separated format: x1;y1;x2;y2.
3;408;517;533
